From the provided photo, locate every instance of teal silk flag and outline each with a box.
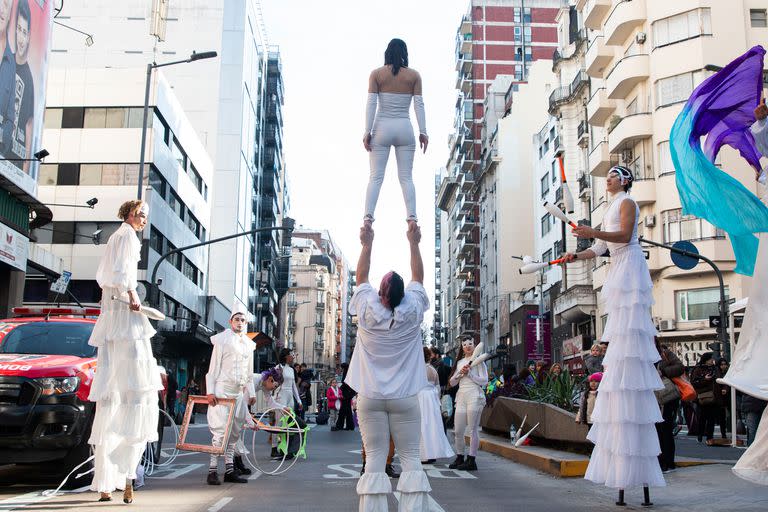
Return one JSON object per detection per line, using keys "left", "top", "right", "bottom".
{"left": 670, "top": 45, "right": 768, "bottom": 276}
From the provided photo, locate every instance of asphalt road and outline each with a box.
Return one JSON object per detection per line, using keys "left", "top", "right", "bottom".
{"left": 0, "top": 420, "right": 766, "bottom": 512}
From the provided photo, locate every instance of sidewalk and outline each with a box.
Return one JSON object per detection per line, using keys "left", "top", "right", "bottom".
{"left": 471, "top": 429, "right": 746, "bottom": 478}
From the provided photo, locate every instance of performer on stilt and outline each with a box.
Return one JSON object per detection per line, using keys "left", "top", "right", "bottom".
{"left": 205, "top": 303, "right": 256, "bottom": 485}
{"left": 564, "top": 165, "right": 665, "bottom": 505}
{"left": 272, "top": 348, "right": 301, "bottom": 459}
{"left": 418, "top": 347, "right": 454, "bottom": 464}
{"left": 88, "top": 200, "right": 163, "bottom": 504}
{"left": 447, "top": 337, "right": 488, "bottom": 471}
{"left": 347, "top": 223, "right": 432, "bottom": 511}
{"left": 363, "top": 38, "right": 428, "bottom": 228}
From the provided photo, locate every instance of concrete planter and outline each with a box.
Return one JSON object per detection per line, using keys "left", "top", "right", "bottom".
{"left": 481, "top": 397, "right": 590, "bottom": 445}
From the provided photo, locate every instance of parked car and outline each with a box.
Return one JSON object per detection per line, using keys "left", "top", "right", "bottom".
{"left": 0, "top": 306, "right": 167, "bottom": 488}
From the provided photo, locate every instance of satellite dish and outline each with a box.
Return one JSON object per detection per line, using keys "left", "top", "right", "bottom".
{"left": 671, "top": 240, "right": 699, "bottom": 270}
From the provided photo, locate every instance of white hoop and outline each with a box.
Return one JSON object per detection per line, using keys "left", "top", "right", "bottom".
{"left": 243, "top": 407, "right": 305, "bottom": 475}
{"left": 142, "top": 408, "right": 181, "bottom": 476}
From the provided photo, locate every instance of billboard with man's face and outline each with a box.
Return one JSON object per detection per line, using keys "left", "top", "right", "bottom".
{"left": 0, "top": 0, "right": 53, "bottom": 199}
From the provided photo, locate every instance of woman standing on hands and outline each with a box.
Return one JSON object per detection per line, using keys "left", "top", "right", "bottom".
{"left": 87, "top": 200, "right": 163, "bottom": 504}
{"left": 563, "top": 165, "right": 665, "bottom": 504}
{"left": 363, "top": 38, "right": 428, "bottom": 228}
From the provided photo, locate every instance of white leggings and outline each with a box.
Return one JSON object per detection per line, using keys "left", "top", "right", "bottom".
{"left": 365, "top": 118, "right": 417, "bottom": 223}
{"left": 454, "top": 396, "right": 484, "bottom": 457}
{"left": 357, "top": 395, "right": 431, "bottom": 512}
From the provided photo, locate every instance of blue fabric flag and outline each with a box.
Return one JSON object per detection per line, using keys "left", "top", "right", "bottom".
{"left": 670, "top": 45, "right": 768, "bottom": 276}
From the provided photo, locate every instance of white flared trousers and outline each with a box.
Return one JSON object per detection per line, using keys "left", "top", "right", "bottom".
{"left": 454, "top": 392, "right": 484, "bottom": 457}
{"left": 365, "top": 118, "right": 417, "bottom": 222}
{"left": 357, "top": 395, "right": 431, "bottom": 512}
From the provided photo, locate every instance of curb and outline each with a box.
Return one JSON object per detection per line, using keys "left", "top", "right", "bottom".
{"left": 469, "top": 434, "right": 731, "bottom": 478}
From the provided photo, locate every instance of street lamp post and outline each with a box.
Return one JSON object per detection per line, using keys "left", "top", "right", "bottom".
{"left": 148, "top": 226, "right": 291, "bottom": 309}
{"left": 137, "top": 51, "right": 218, "bottom": 200}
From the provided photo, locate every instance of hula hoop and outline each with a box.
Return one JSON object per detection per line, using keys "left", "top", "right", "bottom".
{"left": 243, "top": 407, "right": 307, "bottom": 475}
{"left": 142, "top": 408, "right": 181, "bottom": 476}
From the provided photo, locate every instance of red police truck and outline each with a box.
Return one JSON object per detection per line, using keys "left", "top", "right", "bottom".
{"left": 0, "top": 306, "right": 166, "bottom": 487}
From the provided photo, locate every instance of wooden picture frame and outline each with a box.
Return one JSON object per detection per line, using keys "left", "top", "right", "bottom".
{"left": 176, "top": 395, "right": 236, "bottom": 454}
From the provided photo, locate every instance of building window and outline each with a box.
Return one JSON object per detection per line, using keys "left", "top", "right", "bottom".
{"left": 57, "top": 163, "right": 79, "bottom": 185}
{"left": 652, "top": 8, "right": 712, "bottom": 48}
{"left": 38, "top": 164, "right": 57, "bottom": 185}
{"left": 61, "top": 107, "right": 84, "bottom": 128}
{"left": 540, "top": 173, "right": 549, "bottom": 197}
{"left": 551, "top": 160, "right": 557, "bottom": 183}
{"left": 553, "top": 240, "right": 562, "bottom": 257}
{"left": 524, "top": 26, "right": 532, "bottom": 44}
{"left": 750, "top": 9, "right": 767, "bottom": 28}
{"left": 172, "top": 137, "right": 187, "bottom": 171}
{"left": 676, "top": 287, "right": 728, "bottom": 322}
{"left": 542, "top": 249, "right": 553, "bottom": 267}
{"left": 317, "top": 290, "right": 324, "bottom": 304}
{"left": 662, "top": 208, "right": 725, "bottom": 243}
{"left": 658, "top": 141, "right": 674, "bottom": 176}
{"left": 656, "top": 71, "right": 706, "bottom": 108}
{"left": 514, "top": 26, "right": 522, "bottom": 43}
{"left": 44, "top": 108, "right": 63, "bottom": 129}
{"left": 541, "top": 213, "right": 551, "bottom": 236}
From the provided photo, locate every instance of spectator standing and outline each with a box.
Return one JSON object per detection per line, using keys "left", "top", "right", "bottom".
{"left": 717, "top": 358, "right": 731, "bottom": 438}
{"left": 655, "top": 341, "right": 684, "bottom": 472}
{"left": 430, "top": 347, "right": 450, "bottom": 392}
{"left": 336, "top": 363, "right": 356, "bottom": 431}
{"left": 691, "top": 352, "right": 721, "bottom": 444}
{"left": 583, "top": 344, "right": 604, "bottom": 375}
{"left": 327, "top": 379, "right": 342, "bottom": 430}
{"left": 576, "top": 373, "right": 602, "bottom": 426}
{"left": 741, "top": 393, "right": 767, "bottom": 447}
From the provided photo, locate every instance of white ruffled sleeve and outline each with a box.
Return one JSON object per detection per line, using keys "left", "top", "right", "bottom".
{"left": 589, "top": 238, "right": 608, "bottom": 257}
{"left": 96, "top": 226, "right": 139, "bottom": 293}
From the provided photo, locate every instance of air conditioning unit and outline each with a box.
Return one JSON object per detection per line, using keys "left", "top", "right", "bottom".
{"left": 659, "top": 318, "right": 676, "bottom": 331}
{"left": 621, "top": 149, "right": 633, "bottom": 163}
{"left": 636, "top": 32, "right": 647, "bottom": 44}
{"left": 644, "top": 214, "right": 656, "bottom": 228}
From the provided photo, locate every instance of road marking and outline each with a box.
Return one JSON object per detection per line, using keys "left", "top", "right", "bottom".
{"left": 150, "top": 463, "right": 204, "bottom": 479}
{"left": 0, "top": 485, "right": 91, "bottom": 511}
{"left": 208, "top": 497, "right": 233, "bottom": 512}
{"left": 323, "top": 463, "right": 362, "bottom": 479}
{"left": 393, "top": 492, "right": 446, "bottom": 512}
{"left": 248, "top": 470, "right": 262, "bottom": 480}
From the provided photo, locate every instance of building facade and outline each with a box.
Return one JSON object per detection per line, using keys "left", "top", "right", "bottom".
{"left": 436, "top": 0, "right": 561, "bottom": 359}
{"left": 33, "top": 68, "right": 227, "bottom": 386}
{"left": 45, "top": 1, "right": 290, "bottom": 352}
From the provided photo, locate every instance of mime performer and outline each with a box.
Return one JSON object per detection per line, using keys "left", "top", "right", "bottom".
{"left": 205, "top": 303, "right": 255, "bottom": 485}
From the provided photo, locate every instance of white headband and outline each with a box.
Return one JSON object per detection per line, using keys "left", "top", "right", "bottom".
{"left": 608, "top": 165, "right": 633, "bottom": 186}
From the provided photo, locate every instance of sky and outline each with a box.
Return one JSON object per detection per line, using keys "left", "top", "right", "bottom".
{"left": 262, "top": 0, "right": 470, "bottom": 316}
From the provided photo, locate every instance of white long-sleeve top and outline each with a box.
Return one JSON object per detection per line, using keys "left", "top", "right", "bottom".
{"left": 251, "top": 373, "right": 287, "bottom": 410}
{"left": 95, "top": 222, "right": 140, "bottom": 293}
{"left": 275, "top": 363, "right": 301, "bottom": 406}
{"left": 449, "top": 357, "right": 489, "bottom": 396}
{"left": 205, "top": 329, "right": 256, "bottom": 397}
{"left": 751, "top": 118, "right": 768, "bottom": 184}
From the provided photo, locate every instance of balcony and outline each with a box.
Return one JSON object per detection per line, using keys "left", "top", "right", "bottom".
{"left": 578, "top": 173, "right": 591, "bottom": 198}
{"left": 460, "top": 170, "right": 475, "bottom": 192}
{"left": 553, "top": 285, "right": 596, "bottom": 322}
{"left": 461, "top": 129, "right": 473, "bottom": 152}
{"left": 552, "top": 29, "right": 588, "bottom": 70}
{"left": 607, "top": 112, "right": 652, "bottom": 153}
{"left": 483, "top": 148, "right": 500, "bottom": 172}
{"left": 437, "top": 176, "right": 459, "bottom": 212}
{"left": 316, "top": 301, "right": 326, "bottom": 309}
{"left": 585, "top": 36, "right": 612, "bottom": 78}
{"left": 315, "top": 320, "right": 325, "bottom": 328}
{"left": 632, "top": 178, "right": 656, "bottom": 206}
{"left": 460, "top": 33, "right": 472, "bottom": 55}
{"left": 455, "top": 52, "right": 472, "bottom": 73}
{"left": 587, "top": 88, "right": 616, "bottom": 126}
{"left": 460, "top": 214, "right": 477, "bottom": 233}
{"left": 577, "top": 120, "right": 590, "bottom": 147}
{"left": 461, "top": 156, "right": 474, "bottom": 172}
{"left": 584, "top": 0, "right": 611, "bottom": 30}
{"left": 604, "top": 0, "right": 647, "bottom": 46}
{"left": 589, "top": 140, "right": 611, "bottom": 177}
{"left": 548, "top": 70, "right": 589, "bottom": 115}
{"left": 606, "top": 54, "right": 649, "bottom": 100}
{"left": 553, "top": 135, "right": 563, "bottom": 156}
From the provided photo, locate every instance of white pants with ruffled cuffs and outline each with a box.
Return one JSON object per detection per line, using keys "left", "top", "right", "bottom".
{"left": 357, "top": 395, "right": 431, "bottom": 512}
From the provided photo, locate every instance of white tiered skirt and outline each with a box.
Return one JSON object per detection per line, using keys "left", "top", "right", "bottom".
{"left": 584, "top": 245, "right": 666, "bottom": 489}
{"left": 417, "top": 386, "right": 455, "bottom": 461}
{"left": 87, "top": 287, "right": 163, "bottom": 492}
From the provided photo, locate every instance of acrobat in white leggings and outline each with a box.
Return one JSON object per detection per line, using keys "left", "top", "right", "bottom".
{"left": 364, "top": 92, "right": 426, "bottom": 224}
{"left": 449, "top": 357, "right": 488, "bottom": 470}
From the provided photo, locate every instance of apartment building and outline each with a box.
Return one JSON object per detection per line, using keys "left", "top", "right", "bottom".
{"left": 32, "top": 69, "right": 226, "bottom": 386}
{"left": 47, "top": 1, "right": 291, "bottom": 349}
{"left": 436, "top": 0, "right": 561, "bottom": 356}
{"left": 283, "top": 229, "right": 353, "bottom": 379}
{"left": 578, "top": 0, "right": 766, "bottom": 365}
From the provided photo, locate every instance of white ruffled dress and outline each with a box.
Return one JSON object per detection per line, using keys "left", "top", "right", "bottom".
{"left": 418, "top": 364, "right": 455, "bottom": 461}
{"left": 584, "top": 193, "right": 665, "bottom": 489}
{"left": 87, "top": 223, "right": 163, "bottom": 492}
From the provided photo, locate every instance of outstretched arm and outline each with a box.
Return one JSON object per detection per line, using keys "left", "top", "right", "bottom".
{"left": 407, "top": 225, "right": 423, "bottom": 283}
{"left": 357, "top": 226, "right": 373, "bottom": 285}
